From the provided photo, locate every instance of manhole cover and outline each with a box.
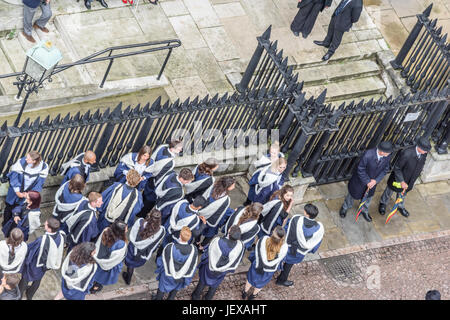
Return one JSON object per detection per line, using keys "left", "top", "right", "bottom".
{"left": 321, "top": 256, "right": 363, "bottom": 285}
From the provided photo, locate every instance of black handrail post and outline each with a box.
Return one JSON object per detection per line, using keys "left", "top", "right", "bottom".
{"left": 157, "top": 46, "right": 172, "bottom": 81}
{"left": 390, "top": 4, "right": 432, "bottom": 70}
{"left": 14, "top": 89, "right": 32, "bottom": 127}
{"left": 236, "top": 26, "right": 272, "bottom": 93}
{"left": 99, "top": 50, "right": 114, "bottom": 88}
{"left": 15, "top": 73, "right": 28, "bottom": 100}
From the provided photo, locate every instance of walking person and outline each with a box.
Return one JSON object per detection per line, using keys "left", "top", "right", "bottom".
{"left": 339, "top": 141, "right": 393, "bottom": 222}
{"left": 313, "top": 0, "right": 363, "bottom": 61}
{"left": 60, "top": 151, "right": 96, "bottom": 185}
{"left": 83, "top": 0, "right": 108, "bottom": 10}
{"left": 291, "top": 0, "right": 332, "bottom": 39}
{"left": 224, "top": 203, "right": 263, "bottom": 250}
{"left": 54, "top": 242, "right": 98, "bottom": 300}
{"left": 184, "top": 158, "right": 219, "bottom": 203}
{"left": 18, "top": 217, "right": 66, "bottom": 300}
{"left": 191, "top": 225, "right": 245, "bottom": 300}
{"left": 2, "top": 151, "right": 48, "bottom": 229}
{"left": 242, "top": 226, "right": 288, "bottom": 300}
{"left": 153, "top": 226, "right": 198, "bottom": 300}
{"left": 276, "top": 203, "right": 324, "bottom": 287}
{"left": 378, "top": 136, "right": 431, "bottom": 218}
{"left": 90, "top": 220, "right": 128, "bottom": 294}
{"left": 0, "top": 228, "right": 27, "bottom": 275}
{"left": 21, "top": 0, "right": 52, "bottom": 43}
{"left": 122, "top": 209, "right": 165, "bottom": 285}
{"left": 114, "top": 146, "right": 154, "bottom": 192}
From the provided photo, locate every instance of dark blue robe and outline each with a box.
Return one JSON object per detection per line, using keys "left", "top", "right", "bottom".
{"left": 55, "top": 182, "right": 85, "bottom": 234}
{"left": 67, "top": 201, "right": 99, "bottom": 251}
{"left": 113, "top": 153, "right": 154, "bottom": 191}
{"left": 61, "top": 262, "right": 96, "bottom": 300}
{"left": 154, "top": 172, "right": 184, "bottom": 226}
{"left": 2, "top": 204, "right": 39, "bottom": 241}
{"left": 93, "top": 240, "right": 126, "bottom": 285}
{"left": 348, "top": 148, "right": 391, "bottom": 200}
{"left": 185, "top": 167, "right": 213, "bottom": 202}
{"left": 97, "top": 182, "right": 143, "bottom": 231}
{"left": 247, "top": 169, "right": 285, "bottom": 204}
{"left": 143, "top": 146, "right": 173, "bottom": 203}
{"left": 202, "top": 195, "right": 234, "bottom": 238}
{"left": 246, "top": 250, "right": 282, "bottom": 289}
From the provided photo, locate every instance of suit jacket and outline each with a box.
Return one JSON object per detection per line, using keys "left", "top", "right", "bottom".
{"left": 348, "top": 148, "right": 391, "bottom": 200}
{"left": 298, "top": 0, "right": 332, "bottom": 12}
{"left": 332, "top": 0, "right": 363, "bottom": 32}
{"left": 387, "top": 146, "right": 427, "bottom": 194}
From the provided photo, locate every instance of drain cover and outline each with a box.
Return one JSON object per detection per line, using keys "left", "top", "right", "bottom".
{"left": 321, "top": 256, "right": 363, "bottom": 285}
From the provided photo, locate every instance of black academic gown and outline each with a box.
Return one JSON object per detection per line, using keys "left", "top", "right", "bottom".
{"left": 291, "top": 0, "right": 332, "bottom": 37}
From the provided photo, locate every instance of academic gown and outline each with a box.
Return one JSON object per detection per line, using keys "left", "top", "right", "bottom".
{"left": 184, "top": 167, "right": 214, "bottom": 203}
{"left": 247, "top": 169, "right": 285, "bottom": 205}
{"left": 61, "top": 165, "right": 91, "bottom": 185}
{"left": 2, "top": 203, "right": 39, "bottom": 241}
{"left": 283, "top": 216, "right": 322, "bottom": 264}
{"left": 113, "top": 153, "right": 154, "bottom": 191}
{"left": 163, "top": 201, "right": 202, "bottom": 241}
{"left": 155, "top": 242, "right": 197, "bottom": 292}
{"left": 20, "top": 232, "right": 64, "bottom": 282}
{"left": 54, "top": 183, "right": 85, "bottom": 234}
{"left": 155, "top": 173, "right": 184, "bottom": 225}
{"left": 93, "top": 240, "right": 126, "bottom": 285}
{"left": 61, "top": 262, "right": 96, "bottom": 300}
{"left": 202, "top": 195, "right": 234, "bottom": 238}
{"left": 143, "top": 146, "right": 174, "bottom": 203}
{"left": 67, "top": 200, "right": 100, "bottom": 251}
{"left": 97, "top": 182, "right": 143, "bottom": 231}
{"left": 5, "top": 158, "right": 47, "bottom": 206}
{"left": 257, "top": 198, "right": 288, "bottom": 238}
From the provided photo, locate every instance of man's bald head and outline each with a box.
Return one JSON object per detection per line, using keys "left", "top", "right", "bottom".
{"left": 84, "top": 151, "right": 96, "bottom": 164}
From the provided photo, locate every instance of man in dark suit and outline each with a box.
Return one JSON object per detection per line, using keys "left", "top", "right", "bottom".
{"left": 290, "top": 0, "right": 332, "bottom": 39}
{"left": 378, "top": 136, "right": 431, "bottom": 218}
{"left": 313, "top": 0, "right": 363, "bottom": 61}
{"left": 340, "top": 141, "right": 393, "bottom": 222}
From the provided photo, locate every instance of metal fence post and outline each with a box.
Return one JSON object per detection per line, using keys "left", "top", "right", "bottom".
{"left": 94, "top": 103, "right": 122, "bottom": 168}
{"left": 435, "top": 118, "right": 449, "bottom": 154}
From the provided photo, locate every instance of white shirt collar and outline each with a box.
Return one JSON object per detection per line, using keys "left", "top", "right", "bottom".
{"left": 376, "top": 150, "right": 383, "bottom": 161}
{"left": 415, "top": 147, "right": 422, "bottom": 158}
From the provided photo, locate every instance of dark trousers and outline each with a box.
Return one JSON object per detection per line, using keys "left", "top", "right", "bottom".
{"left": 154, "top": 288, "right": 178, "bottom": 300}
{"left": 277, "top": 262, "right": 294, "bottom": 282}
{"left": 290, "top": 2, "right": 323, "bottom": 37}
{"left": 323, "top": 15, "right": 345, "bottom": 55}
{"left": 191, "top": 280, "right": 218, "bottom": 300}
{"left": 18, "top": 276, "right": 42, "bottom": 300}
{"left": 123, "top": 266, "right": 134, "bottom": 284}
{"left": 2, "top": 202, "right": 14, "bottom": 227}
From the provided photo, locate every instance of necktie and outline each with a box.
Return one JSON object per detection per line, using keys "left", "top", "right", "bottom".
{"left": 335, "top": 0, "right": 351, "bottom": 16}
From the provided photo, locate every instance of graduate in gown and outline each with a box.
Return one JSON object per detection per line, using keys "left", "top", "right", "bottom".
{"left": 250, "top": 141, "right": 285, "bottom": 175}
{"left": 122, "top": 208, "right": 165, "bottom": 285}
{"left": 246, "top": 158, "right": 287, "bottom": 206}
{"left": 2, "top": 151, "right": 48, "bottom": 229}
{"left": 153, "top": 226, "right": 198, "bottom": 300}
{"left": 290, "top": 0, "right": 332, "bottom": 38}
{"left": 52, "top": 174, "right": 86, "bottom": 234}
{"left": 60, "top": 150, "right": 96, "bottom": 185}
{"left": 184, "top": 158, "right": 218, "bottom": 203}
{"left": 224, "top": 203, "right": 263, "bottom": 250}
{"left": 114, "top": 145, "right": 153, "bottom": 192}
{"left": 141, "top": 140, "right": 183, "bottom": 216}
{"left": 258, "top": 185, "right": 294, "bottom": 238}
{"left": 154, "top": 168, "right": 194, "bottom": 226}
{"left": 18, "top": 217, "right": 66, "bottom": 300}
{"left": 2, "top": 191, "right": 41, "bottom": 241}
{"left": 243, "top": 226, "right": 288, "bottom": 300}
{"left": 0, "top": 228, "right": 27, "bottom": 275}
{"left": 97, "top": 169, "right": 143, "bottom": 231}
{"left": 276, "top": 204, "right": 324, "bottom": 287}
{"left": 191, "top": 225, "right": 245, "bottom": 300}
{"left": 196, "top": 177, "right": 236, "bottom": 250}
{"left": 54, "top": 242, "right": 98, "bottom": 300}
{"left": 65, "top": 192, "right": 102, "bottom": 251}
{"left": 90, "top": 220, "right": 128, "bottom": 294}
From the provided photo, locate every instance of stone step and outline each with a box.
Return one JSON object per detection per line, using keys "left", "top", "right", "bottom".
{"left": 303, "top": 76, "right": 387, "bottom": 103}
{"left": 296, "top": 59, "right": 381, "bottom": 87}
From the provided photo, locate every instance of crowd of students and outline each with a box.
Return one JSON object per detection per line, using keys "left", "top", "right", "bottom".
{"left": 0, "top": 140, "right": 324, "bottom": 300}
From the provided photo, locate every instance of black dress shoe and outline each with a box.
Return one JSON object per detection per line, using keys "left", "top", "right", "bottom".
{"left": 398, "top": 207, "right": 409, "bottom": 217}
{"left": 98, "top": 0, "right": 108, "bottom": 8}
{"left": 84, "top": 0, "right": 91, "bottom": 9}
{"left": 276, "top": 280, "right": 294, "bottom": 287}
{"left": 292, "top": 30, "right": 299, "bottom": 37}
{"left": 122, "top": 272, "right": 131, "bottom": 285}
{"left": 322, "top": 52, "right": 333, "bottom": 61}
{"left": 378, "top": 203, "right": 386, "bottom": 215}
{"left": 302, "top": 32, "right": 308, "bottom": 39}
{"left": 313, "top": 40, "right": 329, "bottom": 48}
{"left": 339, "top": 207, "right": 347, "bottom": 218}
{"left": 361, "top": 211, "right": 372, "bottom": 222}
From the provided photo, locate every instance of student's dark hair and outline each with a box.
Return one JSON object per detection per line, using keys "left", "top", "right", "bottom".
{"left": 270, "top": 185, "right": 294, "bottom": 211}
{"left": 197, "top": 158, "right": 218, "bottom": 176}
{"left": 27, "top": 150, "right": 42, "bottom": 168}
{"left": 211, "top": 176, "right": 235, "bottom": 200}
{"left": 102, "top": 220, "right": 127, "bottom": 247}
{"left": 139, "top": 208, "right": 162, "bottom": 240}
{"left": 4, "top": 273, "right": 20, "bottom": 288}
{"left": 304, "top": 203, "right": 319, "bottom": 219}
{"left": 425, "top": 290, "right": 441, "bottom": 300}
{"left": 68, "top": 174, "right": 85, "bottom": 194}
{"left": 46, "top": 217, "right": 60, "bottom": 233}
{"left": 7, "top": 228, "right": 24, "bottom": 257}
{"left": 192, "top": 196, "right": 208, "bottom": 208}
{"left": 69, "top": 242, "right": 96, "bottom": 266}
{"left": 228, "top": 225, "right": 241, "bottom": 241}
{"left": 27, "top": 191, "right": 41, "bottom": 210}
{"left": 169, "top": 139, "right": 183, "bottom": 149}
{"left": 238, "top": 202, "right": 263, "bottom": 226}
{"left": 137, "top": 145, "right": 152, "bottom": 166}
{"left": 179, "top": 168, "right": 194, "bottom": 181}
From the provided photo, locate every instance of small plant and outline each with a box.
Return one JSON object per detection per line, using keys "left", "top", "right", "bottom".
{"left": 7, "top": 27, "right": 16, "bottom": 40}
